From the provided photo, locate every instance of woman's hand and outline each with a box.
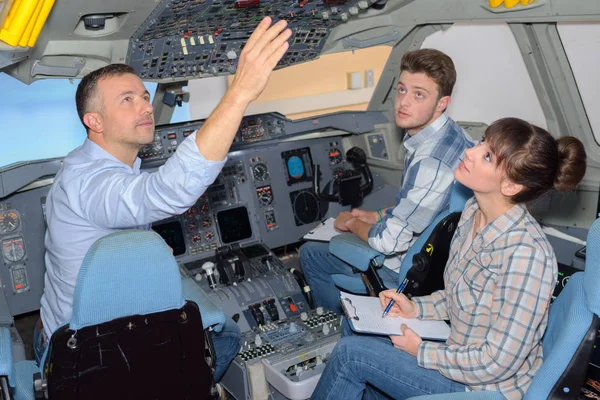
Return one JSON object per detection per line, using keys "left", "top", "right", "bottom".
{"left": 390, "top": 325, "right": 422, "bottom": 356}
{"left": 379, "top": 290, "right": 418, "bottom": 318}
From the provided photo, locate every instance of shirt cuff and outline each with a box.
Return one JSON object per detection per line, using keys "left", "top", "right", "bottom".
{"left": 412, "top": 297, "right": 427, "bottom": 319}
{"left": 417, "top": 340, "right": 443, "bottom": 370}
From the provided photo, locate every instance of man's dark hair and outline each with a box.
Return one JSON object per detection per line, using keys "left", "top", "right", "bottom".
{"left": 75, "top": 64, "right": 137, "bottom": 131}
{"left": 400, "top": 49, "right": 457, "bottom": 98}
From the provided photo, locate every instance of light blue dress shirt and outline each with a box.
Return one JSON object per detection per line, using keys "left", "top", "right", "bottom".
{"left": 40, "top": 132, "right": 226, "bottom": 336}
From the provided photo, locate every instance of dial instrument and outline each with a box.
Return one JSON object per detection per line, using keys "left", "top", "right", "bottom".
{"left": 292, "top": 190, "right": 320, "bottom": 225}
{"left": 252, "top": 163, "right": 269, "bottom": 182}
{"left": 257, "top": 186, "right": 274, "bottom": 206}
{"left": 0, "top": 212, "right": 19, "bottom": 234}
{"left": 204, "top": 231, "right": 215, "bottom": 243}
{"left": 2, "top": 237, "right": 25, "bottom": 262}
{"left": 186, "top": 221, "right": 199, "bottom": 233}
{"left": 197, "top": 196, "right": 210, "bottom": 214}
{"left": 201, "top": 216, "right": 212, "bottom": 228}
{"left": 328, "top": 148, "right": 343, "bottom": 165}
{"left": 184, "top": 206, "right": 197, "bottom": 218}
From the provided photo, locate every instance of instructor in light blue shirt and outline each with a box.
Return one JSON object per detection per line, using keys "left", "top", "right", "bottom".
{"left": 37, "top": 16, "right": 292, "bottom": 381}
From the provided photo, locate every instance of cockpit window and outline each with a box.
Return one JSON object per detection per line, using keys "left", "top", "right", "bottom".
{"left": 0, "top": 74, "right": 189, "bottom": 168}
{"left": 558, "top": 22, "right": 600, "bottom": 145}
{"left": 420, "top": 23, "right": 547, "bottom": 131}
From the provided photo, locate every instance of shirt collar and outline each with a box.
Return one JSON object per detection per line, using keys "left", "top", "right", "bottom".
{"left": 403, "top": 113, "right": 449, "bottom": 153}
{"left": 82, "top": 139, "right": 142, "bottom": 172}
{"left": 457, "top": 198, "right": 527, "bottom": 248}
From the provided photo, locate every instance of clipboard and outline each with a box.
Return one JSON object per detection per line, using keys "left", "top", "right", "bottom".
{"left": 302, "top": 218, "right": 340, "bottom": 242}
{"left": 340, "top": 291, "right": 450, "bottom": 341}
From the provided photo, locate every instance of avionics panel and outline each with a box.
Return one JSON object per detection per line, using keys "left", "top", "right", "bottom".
{"left": 149, "top": 136, "right": 348, "bottom": 259}
{"left": 127, "top": 0, "right": 379, "bottom": 81}
{"left": 139, "top": 111, "right": 387, "bottom": 167}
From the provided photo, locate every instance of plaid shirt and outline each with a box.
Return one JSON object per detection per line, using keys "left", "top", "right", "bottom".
{"left": 368, "top": 114, "right": 473, "bottom": 271}
{"left": 413, "top": 197, "right": 556, "bottom": 400}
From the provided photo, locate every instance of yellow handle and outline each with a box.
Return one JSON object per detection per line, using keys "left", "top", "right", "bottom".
{"left": 27, "top": 0, "right": 54, "bottom": 46}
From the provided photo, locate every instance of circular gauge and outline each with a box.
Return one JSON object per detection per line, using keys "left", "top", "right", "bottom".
{"left": 257, "top": 186, "right": 273, "bottom": 206}
{"left": 3, "top": 238, "right": 24, "bottom": 262}
{"left": 292, "top": 191, "right": 320, "bottom": 225}
{"left": 201, "top": 216, "right": 212, "bottom": 228}
{"left": 191, "top": 235, "right": 201, "bottom": 244}
{"left": 184, "top": 206, "right": 197, "bottom": 218}
{"left": 204, "top": 231, "right": 215, "bottom": 243}
{"left": 198, "top": 198, "right": 210, "bottom": 214}
{"left": 252, "top": 163, "right": 269, "bottom": 181}
{"left": 0, "top": 212, "right": 20, "bottom": 234}
{"left": 328, "top": 148, "right": 343, "bottom": 165}
{"left": 186, "top": 221, "right": 199, "bottom": 233}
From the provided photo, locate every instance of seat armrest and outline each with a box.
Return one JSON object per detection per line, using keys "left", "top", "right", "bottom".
{"left": 329, "top": 234, "right": 384, "bottom": 272}
{"left": 0, "top": 327, "right": 14, "bottom": 387}
{"left": 181, "top": 276, "right": 226, "bottom": 332}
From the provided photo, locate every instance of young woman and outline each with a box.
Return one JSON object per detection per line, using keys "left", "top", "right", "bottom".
{"left": 311, "top": 118, "right": 587, "bottom": 400}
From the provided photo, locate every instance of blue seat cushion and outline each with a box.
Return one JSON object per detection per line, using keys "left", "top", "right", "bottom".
{"left": 13, "top": 361, "right": 38, "bottom": 400}
{"left": 70, "top": 230, "right": 185, "bottom": 330}
{"left": 584, "top": 219, "right": 600, "bottom": 315}
{"left": 525, "top": 272, "right": 592, "bottom": 399}
{"left": 330, "top": 233, "right": 384, "bottom": 272}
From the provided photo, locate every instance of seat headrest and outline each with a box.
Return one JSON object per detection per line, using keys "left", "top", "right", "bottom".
{"left": 584, "top": 218, "right": 600, "bottom": 315}
{"left": 449, "top": 181, "right": 473, "bottom": 213}
{"left": 70, "top": 230, "right": 185, "bottom": 330}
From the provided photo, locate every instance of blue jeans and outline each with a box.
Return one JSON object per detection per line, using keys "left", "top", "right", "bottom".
{"left": 311, "top": 320, "right": 466, "bottom": 400}
{"left": 300, "top": 241, "right": 399, "bottom": 314}
{"left": 34, "top": 317, "right": 241, "bottom": 382}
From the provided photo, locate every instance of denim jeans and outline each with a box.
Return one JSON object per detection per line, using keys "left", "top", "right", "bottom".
{"left": 34, "top": 317, "right": 241, "bottom": 382}
{"left": 300, "top": 241, "right": 400, "bottom": 314}
{"left": 311, "top": 319, "right": 466, "bottom": 399}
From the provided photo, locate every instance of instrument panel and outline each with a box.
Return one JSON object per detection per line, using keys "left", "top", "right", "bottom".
{"left": 127, "top": 0, "right": 379, "bottom": 81}
{"left": 150, "top": 136, "right": 347, "bottom": 259}
{"left": 0, "top": 206, "right": 30, "bottom": 296}
{"left": 139, "top": 110, "right": 387, "bottom": 167}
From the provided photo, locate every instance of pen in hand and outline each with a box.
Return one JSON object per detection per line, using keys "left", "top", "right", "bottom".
{"left": 382, "top": 278, "right": 409, "bottom": 318}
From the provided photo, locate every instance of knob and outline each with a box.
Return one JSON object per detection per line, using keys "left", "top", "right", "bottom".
{"left": 300, "top": 312, "right": 308, "bottom": 321}
{"left": 194, "top": 273, "right": 202, "bottom": 281}
{"left": 289, "top": 322, "right": 298, "bottom": 333}
{"left": 316, "top": 307, "right": 324, "bottom": 315}
{"left": 254, "top": 334, "right": 262, "bottom": 347}
{"left": 322, "top": 324, "right": 330, "bottom": 335}
{"left": 202, "top": 262, "right": 217, "bottom": 289}
{"left": 201, "top": 261, "right": 215, "bottom": 274}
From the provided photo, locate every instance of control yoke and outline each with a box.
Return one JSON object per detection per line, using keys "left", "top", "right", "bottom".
{"left": 313, "top": 147, "right": 373, "bottom": 207}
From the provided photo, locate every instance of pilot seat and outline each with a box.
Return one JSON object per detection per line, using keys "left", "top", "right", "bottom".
{"left": 0, "top": 229, "right": 225, "bottom": 400}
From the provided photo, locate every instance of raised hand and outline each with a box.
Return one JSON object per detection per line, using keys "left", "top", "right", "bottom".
{"left": 229, "top": 17, "right": 292, "bottom": 104}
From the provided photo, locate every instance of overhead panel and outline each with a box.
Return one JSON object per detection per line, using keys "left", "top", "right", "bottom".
{"left": 126, "top": 0, "right": 378, "bottom": 81}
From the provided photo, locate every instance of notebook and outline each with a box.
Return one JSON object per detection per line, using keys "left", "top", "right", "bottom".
{"left": 302, "top": 218, "right": 341, "bottom": 242}
{"left": 340, "top": 291, "right": 451, "bottom": 341}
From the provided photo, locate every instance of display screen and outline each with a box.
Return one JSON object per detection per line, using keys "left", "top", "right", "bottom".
{"left": 152, "top": 221, "right": 186, "bottom": 256}
{"left": 281, "top": 147, "right": 313, "bottom": 186}
{"left": 217, "top": 206, "right": 252, "bottom": 244}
